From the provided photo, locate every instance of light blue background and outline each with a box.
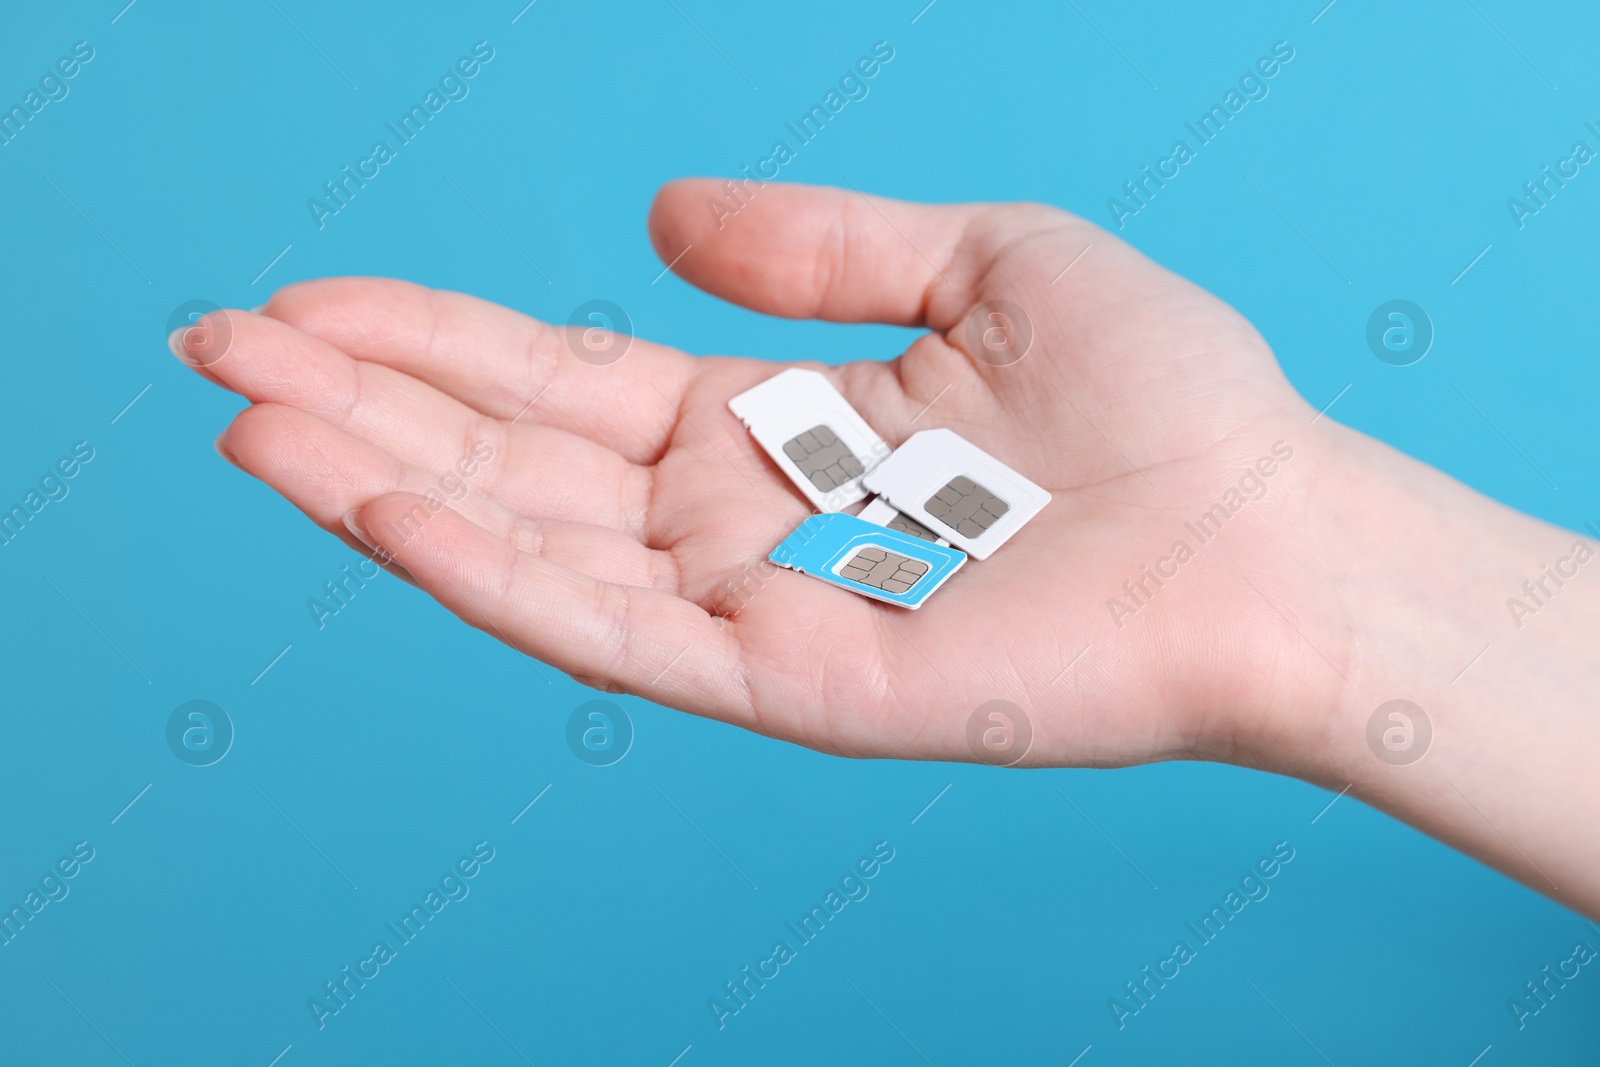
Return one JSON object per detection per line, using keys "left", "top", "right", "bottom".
{"left": 2, "top": 1, "right": 1596, "bottom": 1064}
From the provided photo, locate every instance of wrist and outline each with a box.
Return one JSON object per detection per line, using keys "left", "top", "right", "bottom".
{"left": 1239, "top": 421, "right": 1499, "bottom": 779}
{"left": 1237, "top": 420, "right": 1600, "bottom": 914}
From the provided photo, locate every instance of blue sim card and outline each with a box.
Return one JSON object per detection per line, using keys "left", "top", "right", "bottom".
{"left": 769, "top": 512, "right": 967, "bottom": 609}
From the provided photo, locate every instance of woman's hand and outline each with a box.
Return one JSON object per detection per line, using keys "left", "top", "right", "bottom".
{"left": 175, "top": 180, "right": 1600, "bottom": 916}
{"left": 176, "top": 180, "right": 1333, "bottom": 765}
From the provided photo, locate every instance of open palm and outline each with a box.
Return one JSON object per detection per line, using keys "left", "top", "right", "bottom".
{"left": 181, "top": 180, "right": 1335, "bottom": 768}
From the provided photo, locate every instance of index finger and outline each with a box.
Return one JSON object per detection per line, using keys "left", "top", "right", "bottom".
{"left": 262, "top": 277, "right": 696, "bottom": 465}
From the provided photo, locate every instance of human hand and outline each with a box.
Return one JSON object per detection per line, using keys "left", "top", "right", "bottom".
{"left": 174, "top": 180, "right": 1353, "bottom": 770}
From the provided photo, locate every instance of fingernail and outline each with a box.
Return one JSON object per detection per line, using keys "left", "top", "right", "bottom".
{"left": 167, "top": 326, "right": 188, "bottom": 360}
{"left": 249, "top": 304, "right": 266, "bottom": 314}
{"left": 343, "top": 508, "right": 377, "bottom": 551}
{"left": 213, "top": 432, "right": 239, "bottom": 466}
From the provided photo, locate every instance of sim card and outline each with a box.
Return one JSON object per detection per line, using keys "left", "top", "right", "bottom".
{"left": 728, "top": 368, "right": 889, "bottom": 511}
{"left": 769, "top": 512, "right": 966, "bottom": 609}
{"left": 857, "top": 496, "right": 949, "bottom": 546}
{"left": 861, "top": 428, "right": 1050, "bottom": 560}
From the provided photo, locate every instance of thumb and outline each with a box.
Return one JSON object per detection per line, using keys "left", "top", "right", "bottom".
{"left": 648, "top": 178, "right": 1042, "bottom": 330}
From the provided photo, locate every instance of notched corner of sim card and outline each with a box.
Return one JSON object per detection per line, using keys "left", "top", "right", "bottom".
{"left": 768, "top": 511, "right": 966, "bottom": 609}
{"left": 727, "top": 368, "right": 890, "bottom": 512}
{"left": 768, "top": 514, "right": 828, "bottom": 571}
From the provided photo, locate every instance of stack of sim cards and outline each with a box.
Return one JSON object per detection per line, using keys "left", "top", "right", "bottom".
{"left": 729, "top": 369, "right": 1050, "bottom": 609}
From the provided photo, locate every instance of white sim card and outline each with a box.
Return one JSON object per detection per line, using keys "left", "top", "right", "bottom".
{"left": 857, "top": 496, "right": 950, "bottom": 546}
{"left": 861, "top": 429, "right": 1050, "bottom": 560}
{"left": 728, "top": 368, "right": 889, "bottom": 511}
